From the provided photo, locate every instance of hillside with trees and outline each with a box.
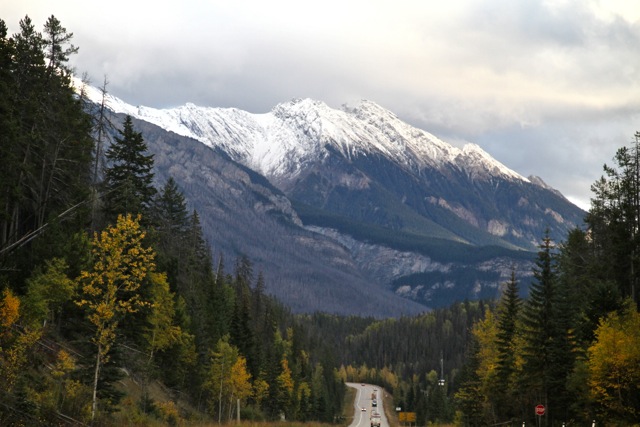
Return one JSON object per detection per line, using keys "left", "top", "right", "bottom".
{"left": 1, "top": 14, "right": 639, "bottom": 427}
{"left": 0, "top": 16, "right": 345, "bottom": 426}
{"left": 452, "top": 137, "right": 640, "bottom": 426}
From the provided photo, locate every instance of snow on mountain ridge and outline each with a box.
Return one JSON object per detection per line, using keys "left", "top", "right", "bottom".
{"left": 75, "top": 78, "right": 528, "bottom": 184}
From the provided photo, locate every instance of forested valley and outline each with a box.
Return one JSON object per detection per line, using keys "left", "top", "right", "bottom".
{"left": 1, "top": 15, "right": 639, "bottom": 427}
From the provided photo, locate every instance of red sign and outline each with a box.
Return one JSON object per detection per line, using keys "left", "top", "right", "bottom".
{"left": 535, "top": 405, "right": 545, "bottom": 416}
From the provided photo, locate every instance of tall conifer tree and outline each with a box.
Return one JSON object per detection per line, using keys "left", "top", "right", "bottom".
{"left": 520, "top": 231, "right": 559, "bottom": 424}
{"left": 102, "top": 115, "right": 155, "bottom": 224}
{"left": 0, "top": 16, "right": 92, "bottom": 287}
{"left": 493, "top": 270, "right": 521, "bottom": 420}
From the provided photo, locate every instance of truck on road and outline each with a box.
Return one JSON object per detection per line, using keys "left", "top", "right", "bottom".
{"left": 370, "top": 411, "right": 381, "bottom": 427}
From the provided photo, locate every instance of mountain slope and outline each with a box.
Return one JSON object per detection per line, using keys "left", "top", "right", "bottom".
{"left": 81, "top": 87, "right": 582, "bottom": 250}
{"left": 81, "top": 82, "right": 585, "bottom": 314}
{"left": 126, "top": 115, "right": 428, "bottom": 317}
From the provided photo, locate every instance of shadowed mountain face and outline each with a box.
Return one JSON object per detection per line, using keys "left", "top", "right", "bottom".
{"left": 96, "top": 92, "right": 585, "bottom": 316}
{"left": 129, "top": 117, "right": 429, "bottom": 317}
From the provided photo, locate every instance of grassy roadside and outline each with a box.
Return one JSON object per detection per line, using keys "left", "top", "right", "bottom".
{"left": 104, "top": 382, "right": 360, "bottom": 426}
{"left": 342, "top": 384, "right": 357, "bottom": 426}
{"left": 380, "top": 387, "right": 398, "bottom": 427}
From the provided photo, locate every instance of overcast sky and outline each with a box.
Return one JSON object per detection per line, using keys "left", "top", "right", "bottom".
{"left": 5, "top": 0, "right": 640, "bottom": 210}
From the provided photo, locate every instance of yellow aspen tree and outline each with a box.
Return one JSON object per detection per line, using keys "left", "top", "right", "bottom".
{"left": 144, "top": 271, "right": 181, "bottom": 363}
{"left": 0, "top": 288, "right": 20, "bottom": 334}
{"left": 296, "top": 381, "right": 311, "bottom": 420}
{"left": 0, "top": 289, "right": 42, "bottom": 393}
{"left": 51, "top": 348, "right": 82, "bottom": 412}
{"left": 228, "top": 355, "right": 252, "bottom": 420}
{"left": 473, "top": 309, "right": 499, "bottom": 391}
{"left": 276, "top": 356, "right": 295, "bottom": 418}
{"left": 253, "top": 375, "right": 270, "bottom": 407}
{"left": 75, "top": 213, "right": 155, "bottom": 421}
{"left": 204, "top": 335, "right": 239, "bottom": 420}
{"left": 357, "top": 364, "right": 370, "bottom": 382}
{"left": 588, "top": 300, "right": 640, "bottom": 421}
{"left": 469, "top": 308, "right": 500, "bottom": 423}
{"left": 380, "top": 366, "right": 399, "bottom": 390}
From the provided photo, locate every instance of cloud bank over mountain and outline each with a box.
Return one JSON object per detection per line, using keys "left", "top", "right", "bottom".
{"left": 6, "top": 0, "right": 640, "bottom": 209}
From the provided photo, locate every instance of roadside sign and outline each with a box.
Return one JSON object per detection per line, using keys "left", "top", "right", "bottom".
{"left": 535, "top": 405, "right": 545, "bottom": 416}
{"left": 399, "top": 412, "right": 416, "bottom": 422}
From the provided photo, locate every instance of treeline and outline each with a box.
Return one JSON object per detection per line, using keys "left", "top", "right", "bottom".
{"left": 323, "top": 135, "right": 640, "bottom": 427}
{"left": 455, "top": 135, "right": 640, "bottom": 426}
{"left": 299, "top": 302, "right": 488, "bottom": 425}
{"left": 0, "top": 15, "right": 344, "bottom": 426}
{"left": 293, "top": 201, "right": 534, "bottom": 264}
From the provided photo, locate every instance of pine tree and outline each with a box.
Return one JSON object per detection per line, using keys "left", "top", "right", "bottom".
{"left": 520, "top": 231, "right": 559, "bottom": 424}
{"left": 454, "top": 334, "right": 485, "bottom": 427}
{"left": 586, "top": 133, "right": 640, "bottom": 305}
{"left": 151, "top": 177, "right": 189, "bottom": 293}
{"left": 547, "top": 268, "right": 577, "bottom": 421}
{"left": 102, "top": 115, "right": 155, "bottom": 223}
{"left": 43, "top": 15, "right": 78, "bottom": 74}
{"left": 1, "top": 15, "right": 93, "bottom": 291}
{"left": 493, "top": 270, "right": 521, "bottom": 420}
{"left": 0, "top": 21, "right": 18, "bottom": 248}
{"left": 153, "top": 177, "right": 188, "bottom": 237}
{"left": 231, "top": 256, "right": 255, "bottom": 373}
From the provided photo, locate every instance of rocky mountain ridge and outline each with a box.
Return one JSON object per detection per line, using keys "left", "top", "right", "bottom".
{"left": 81, "top": 82, "right": 586, "bottom": 316}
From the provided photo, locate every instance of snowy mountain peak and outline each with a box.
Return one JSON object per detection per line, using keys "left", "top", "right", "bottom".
{"left": 342, "top": 99, "right": 398, "bottom": 121}
{"left": 461, "top": 143, "right": 529, "bottom": 182}
{"left": 75, "top": 78, "right": 530, "bottom": 185}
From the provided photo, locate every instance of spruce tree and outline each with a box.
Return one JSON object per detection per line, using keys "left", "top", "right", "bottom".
{"left": 454, "top": 335, "right": 486, "bottom": 427}
{"left": 230, "top": 256, "right": 256, "bottom": 374}
{"left": 586, "top": 133, "right": 640, "bottom": 306}
{"left": 152, "top": 177, "right": 189, "bottom": 292}
{"left": 102, "top": 115, "right": 155, "bottom": 224}
{"left": 1, "top": 16, "right": 93, "bottom": 289}
{"left": 154, "top": 177, "right": 188, "bottom": 236}
{"left": 546, "top": 269, "right": 577, "bottom": 421}
{"left": 494, "top": 270, "right": 521, "bottom": 420}
{"left": 0, "top": 19, "right": 18, "bottom": 251}
{"left": 520, "top": 231, "right": 558, "bottom": 424}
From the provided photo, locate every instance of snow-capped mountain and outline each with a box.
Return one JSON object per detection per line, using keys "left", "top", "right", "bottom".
{"left": 79, "top": 80, "right": 586, "bottom": 315}
{"left": 81, "top": 82, "right": 526, "bottom": 186}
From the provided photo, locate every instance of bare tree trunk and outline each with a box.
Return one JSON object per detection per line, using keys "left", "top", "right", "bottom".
{"left": 91, "top": 342, "right": 102, "bottom": 422}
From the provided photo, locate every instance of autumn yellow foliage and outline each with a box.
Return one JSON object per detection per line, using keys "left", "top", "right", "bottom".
{"left": 588, "top": 300, "right": 640, "bottom": 421}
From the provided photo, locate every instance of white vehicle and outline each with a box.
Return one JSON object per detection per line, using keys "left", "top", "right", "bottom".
{"left": 370, "top": 411, "right": 381, "bottom": 427}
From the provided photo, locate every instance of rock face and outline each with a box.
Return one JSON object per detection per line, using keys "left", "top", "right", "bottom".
{"left": 87, "top": 87, "right": 586, "bottom": 316}
{"left": 128, "top": 116, "right": 429, "bottom": 318}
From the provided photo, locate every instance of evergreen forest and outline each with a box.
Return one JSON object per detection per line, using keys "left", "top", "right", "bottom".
{"left": 1, "top": 15, "right": 639, "bottom": 427}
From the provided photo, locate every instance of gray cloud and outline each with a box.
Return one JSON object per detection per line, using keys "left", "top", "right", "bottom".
{"left": 5, "top": 0, "right": 640, "bottom": 210}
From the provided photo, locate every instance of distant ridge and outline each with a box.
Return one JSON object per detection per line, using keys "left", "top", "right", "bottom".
{"left": 79, "top": 80, "right": 585, "bottom": 315}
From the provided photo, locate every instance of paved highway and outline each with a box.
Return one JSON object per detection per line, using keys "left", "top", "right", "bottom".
{"left": 346, "top": 382, "right": 390, "bottom": 427}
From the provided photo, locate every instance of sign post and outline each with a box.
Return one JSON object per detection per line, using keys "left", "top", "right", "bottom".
{"left": 534, "top": 404, "right": 545, "bottom": 427}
